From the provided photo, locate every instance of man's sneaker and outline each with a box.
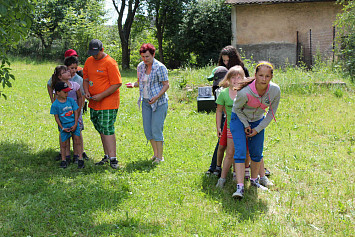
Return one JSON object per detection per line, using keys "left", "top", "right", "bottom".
{"left": 232, "top": 184, "right": 244, "bottom": 198}
{"left": 213, "top": 166, "right": 222, "bottom": 177}
{"left": 265, "top": 168, "right": 271, "bottom": 176}
{"left": 78, "top": 160, "right": 85, "bottom": 169}
{"left": 95, "top": 155, "right": 109, "bottom": 165}
{"left": 66, "top": 156, "right": 71, "bottom": 165}
{"left": 82, "top": 152, "right": 89, "bottom": 160}
{"left": 245, "top": 167, "right": 250, "bottom": 180}
{"left": 60, "top": 160, "right": 67, "bottom": 168}
{"left": 250, "top": 178, "right": 268, "bottom": 191}
{"left": 152, "top": 157, "right": 164, "bottom": 164}
{"left": 259, "top": 176, "right": 274, "bottom": 187}
{"left": 216, "top": 178, "right": 226, "bottom": 188}
{"left": 110, "top": 158, "right": 119, "bottom": 169}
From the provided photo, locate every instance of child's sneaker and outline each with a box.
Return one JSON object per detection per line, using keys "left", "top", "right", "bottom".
{"left": 216, "top": 178, "right": 226, "bottom": 188}
{"left": 232, "top": 184, "right": 244, "bottom": 198}
{"left": 60, "top": 160, "right": 67, "bottom": 168}
{"left": 213, "top": 166, "right": 222, "bottom": 177}
{"left": 110, "top": 158, "right": 119, "bottom": 169}
{"left": 259, "top": 176, "right": 274, "bottom": 187}
{"left": 82, "top": 152, "right": 89, "bottom": 160}
{"left": 265, "top": 168, "right": 271, "bottom": 176}
{"left": 206, "top": 168, "right": 214, "bottom": 175}
{"left": 78, "top": 159, "right": 85, "bottom": 169}
{"left": 250, "top": 178, "right": 268, "bottom": 191}
{"left": 73, "top": 156, "right": 79, "bottom": 164}
{"left": 244, "top": 167, "right": 250, "bottom": 180}
{"left": 95, "top": 155, "right": 109, "bottom": 165}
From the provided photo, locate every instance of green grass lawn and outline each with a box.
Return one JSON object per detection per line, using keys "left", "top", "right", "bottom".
{"left": 0, "top": 60, "right": 354, "bottom": 236}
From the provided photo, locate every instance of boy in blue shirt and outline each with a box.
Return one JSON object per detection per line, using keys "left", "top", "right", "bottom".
{"left": 50, "top": 81, "right": 84, "bottom": 168}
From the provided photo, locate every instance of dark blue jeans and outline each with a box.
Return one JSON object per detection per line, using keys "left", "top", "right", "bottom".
{"left": 208, "top": 113, "right": 226, "bottom": 171}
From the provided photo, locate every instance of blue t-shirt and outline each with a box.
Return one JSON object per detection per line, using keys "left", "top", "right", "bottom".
{"left": 50, "top": 97, "right": 79, "bottom": 125}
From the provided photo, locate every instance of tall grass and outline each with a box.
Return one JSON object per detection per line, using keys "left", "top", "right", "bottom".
{"left": 0, "top": 60, "right": 353, "bottom": 236}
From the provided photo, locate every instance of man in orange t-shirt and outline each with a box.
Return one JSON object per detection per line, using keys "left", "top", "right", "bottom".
{"left": 83, "top": 39, "right": 122, "bottom": 169}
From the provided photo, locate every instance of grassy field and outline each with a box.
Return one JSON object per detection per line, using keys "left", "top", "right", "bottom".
{"left": 0, "top": 59, "right": 354, "bottom": 236}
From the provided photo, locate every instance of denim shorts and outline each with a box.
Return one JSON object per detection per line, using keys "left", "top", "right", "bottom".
{"left": 142, "top": 99, "right": 168, "bottom": 141}
{"left": 230, "top": 112, "right": 264, "bottom": 163}
{"left": 60, "top": 122, "right": 81, "bottom": 142}
{"left": 90, "top": 108, "right": 118, "bottom": 135}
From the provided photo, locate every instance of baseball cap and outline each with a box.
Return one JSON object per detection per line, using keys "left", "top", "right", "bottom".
{"left": 207, "top": 66, "right": 228, "bottom": 81}
{"left": 55, "top": 81, "right": 72, "bottom": 92}
{"left": 88, "top": 39, "right": 103, "bottom": 56}
{"left": 64, "top": 49, "right": 78, "bottom": 58}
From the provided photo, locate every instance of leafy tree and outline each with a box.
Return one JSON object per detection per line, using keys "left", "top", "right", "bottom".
{"left": 335, "top": 0, "right": 355, "bottom": 81}
{"left": 0, "top": 0, "right": 33, "bottom": 99}
{"left": 112, "top": 0, "right": 141, "bottom": 69}
{"left": 145, "top": 0, "right": 194, "bottom": 65}
{"left": 30, "top": 0, "right": 105, "bottom": 58}
{"left": 178, "top": 0, "right": 231, "bottom": 67}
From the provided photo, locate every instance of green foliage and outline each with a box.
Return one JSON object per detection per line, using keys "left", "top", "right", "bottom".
{"left": 178, "top": 0, "right": 231, "bottom": 67}
{"left": 21, "top": 0, "right": 105, "bottom": 59}
{"left": 335, "top": 0, "right": 355, "bottom": 82}
{"left": 0, "top": 0, "right": 33, "bottom": 98}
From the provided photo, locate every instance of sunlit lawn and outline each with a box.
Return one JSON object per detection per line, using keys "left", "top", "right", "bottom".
{"left": 0, "top": 60, "right": 354, "bottom": 236}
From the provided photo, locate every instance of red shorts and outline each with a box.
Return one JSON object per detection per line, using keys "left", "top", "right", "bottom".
{"left": 219, "top": 120, "right": 228, "bottom": 146}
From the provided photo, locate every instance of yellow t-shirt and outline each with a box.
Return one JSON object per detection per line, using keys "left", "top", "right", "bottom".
{"left": 83, "top": 55, "right": 122, "bottom": 110}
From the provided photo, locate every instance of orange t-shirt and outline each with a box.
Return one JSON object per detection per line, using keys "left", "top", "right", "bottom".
{"left": 83, "top": 55, "right": 122, "bottom": 110}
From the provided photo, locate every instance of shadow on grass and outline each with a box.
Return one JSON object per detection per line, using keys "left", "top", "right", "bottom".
{"left": 125, "top": 159, "right": 157, "bottom": 173}
{"left": 0, "top": 141, "right": 164, "bottom": 235}
{"left": 200, "top": 174, "right": 268, "bottom": 221}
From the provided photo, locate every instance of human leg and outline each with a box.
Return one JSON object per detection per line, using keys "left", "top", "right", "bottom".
{"left": 151, "top": 102, "right": 168, "bottom": 163}
{"left": 230, "top": 113, "right": 247, "bottom": 197}
{"left": 216, "top": 138, "right": 234, "bottom": 188}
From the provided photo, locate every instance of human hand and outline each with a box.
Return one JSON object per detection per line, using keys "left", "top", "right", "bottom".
{"left": 244, "top": 126, "right": 252, "bottom": 135}
{"left": 148, "top": 96, "right": 159, "bottom": 104}
{"left": 246, "top": 129, "right": 258, "bottom": 138}
{"left": 91, "top": 94, "right": 103, "bottom": 101}
{"left": 217, "top": 128, "right": 222, "bottom": 138}
{"left": 62, "top": 127, "right": 71, "bottom": 133}
{"left": 85, "top": 92, "right": 91, "bottom": 100}
{"left": 125, "top": 82, "right": 135, "bottom": 88}
{"left": 70, "top": 124, "right": 77, "bottom": 132}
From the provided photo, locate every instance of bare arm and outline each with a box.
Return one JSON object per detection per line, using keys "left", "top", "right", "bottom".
{"left": 47, "top": 85, "right": 55, "bottom": 103}
{"left": 91, "top": 83, "right": 122, "bottom": 102}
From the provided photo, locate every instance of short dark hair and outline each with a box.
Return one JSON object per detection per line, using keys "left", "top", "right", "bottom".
{"left": 139, "top": 43, "right": 156, "bottom": 55}
{"left": 64, "top": 56, "right": 79, "bottom": 67}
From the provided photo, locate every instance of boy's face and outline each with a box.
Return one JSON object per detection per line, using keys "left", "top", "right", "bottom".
{"left": 68, "top": 64, "right": 78, "bottom": 77}
{"left": 56, "top": 90, "right": 68, "bottom": 99}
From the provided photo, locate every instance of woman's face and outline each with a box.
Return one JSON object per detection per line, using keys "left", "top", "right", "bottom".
{"left": 255, "top": 66, "right": 273, "bottom": 88}
{"left": 222, "top": 55, "right": 229, "bottom": 67}
{"left": 141, "top": 51, "right": 155, "bottom": 65}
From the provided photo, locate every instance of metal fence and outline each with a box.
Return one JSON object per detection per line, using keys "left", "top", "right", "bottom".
{"left": 296, "top": 27, "right": 336, "bottom": 68}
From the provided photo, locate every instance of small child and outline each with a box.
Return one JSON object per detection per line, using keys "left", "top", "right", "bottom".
{"left": 215, "top": 66, "right": 245, "bottom": 188}
{"left": 50, "top": 81, "right": 84, "bottom": 168}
